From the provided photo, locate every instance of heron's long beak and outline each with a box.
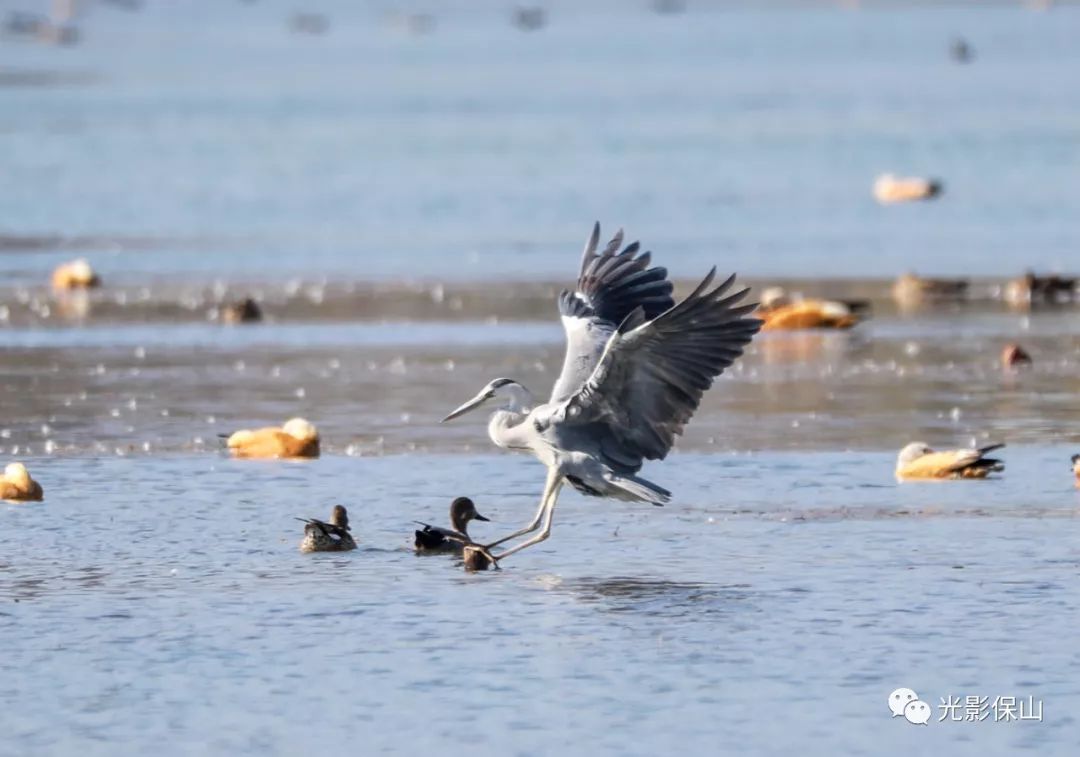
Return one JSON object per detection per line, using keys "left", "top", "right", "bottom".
{"left": 440, "top": 391, "right": 489, "bottom": 422}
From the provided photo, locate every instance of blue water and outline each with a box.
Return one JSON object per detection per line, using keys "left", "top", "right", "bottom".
{"left": 2, "top": 450, "right": 1079, "bottom": 755}
{"left": 2, "top": 2, "right": 1080, "bottom": 281}
{"left": 3, "top": 3, "right": 1080, "bottom": 755}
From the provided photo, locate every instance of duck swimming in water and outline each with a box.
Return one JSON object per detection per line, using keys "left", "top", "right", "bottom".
{"left": 1003, "top": 271, "right": 1078, "bottom": 308}
{"left": 756, "top": 287, "right": 868, "bottom": 331}
{"left": 1072, "top": 455, "right": 1079, "bottom": 488}
{"left": 463, "top": 544, "right": 495, "bottom": 571}
{"left": 873, "top": 174, "right": 943, "bottom": 204}
{"left": 298, "top": 505, "right": 356, "bottom": 553}
{"left": 221, "top": 298, "right": 263, "bottom": 324}
{"left": 51, "top": 258, "right": 101, "bottom": 290}
{"left": 414, "top": 496, "right": 490, "bottom": 553}
{"left": 224, "top": 417, "right": 320, "bottom": 459}
{"left": 891, "top": 272, "right": 969, "bottom": 308}
{"left": 895, "top": 442, "right": 1005, "bottom": 480}
{"left": 0, "top": 462, "right": 43, "bottom": 502}
{"left": 1001, "top": 343, "right": 1033, "bottom": 369}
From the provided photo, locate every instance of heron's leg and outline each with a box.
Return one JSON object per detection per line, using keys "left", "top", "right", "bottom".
{"left": 491, "top": 478, "right": 563, "bottom": 560}
{"left": 485, "top": 466, "right": 560, "bottom": 549}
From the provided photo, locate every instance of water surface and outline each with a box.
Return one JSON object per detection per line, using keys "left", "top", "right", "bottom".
{"left": 2, "top": 2, "right": 1080, "bottom": 755}
{"left": 2, "top": 451, "right": 1079, "bottom": 755}
{"left": 2, "top": 2, "right": 1080, "bottom": 279}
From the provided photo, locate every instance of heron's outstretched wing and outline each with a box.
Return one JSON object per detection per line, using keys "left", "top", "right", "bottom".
{"left": 550, "top": 222, "right": 675, "bottom": 403}
{"left": 563, "top": 269, "right": 761, "bottom": 470}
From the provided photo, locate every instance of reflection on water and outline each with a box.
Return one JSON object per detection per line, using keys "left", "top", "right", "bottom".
{"left": 758, "top": 329, "right": 862, "bottom": 366}
{"left": 559, "top": 576, "right": 756, "bottom": 618}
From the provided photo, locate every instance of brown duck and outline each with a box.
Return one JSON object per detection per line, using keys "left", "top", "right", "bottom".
{"left": 895, "top": 442, "right": 1005, "bottom": 481}
{"left": 298, "top": 505, "right": 357, "bottom": 553}
{"left": 225, "top": 418, "right": 320, "bottom": 459}
{"left": 414, "top": 497, "right": 490, "bottom": 554}
{"left": 0, "top": 463, "right": 43, "bottom": 502}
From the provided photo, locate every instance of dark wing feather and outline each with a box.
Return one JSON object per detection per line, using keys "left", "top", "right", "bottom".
{"left": 550, "top": 222, "right": 676, "bottom": 403}
{"left": 414, "top": 524, "right": 446, "bottom": 550}
{"left": 563, "top": 268, "right": 762, "bottom": 469}
{"left": 298, "top": 517, "right": 349, "bottom": 540}
{"left": 959, "top": 443, "right": 1005, "bottom": 474}
{"left": 413, "top": 522, "right": 470, "bottom": 550}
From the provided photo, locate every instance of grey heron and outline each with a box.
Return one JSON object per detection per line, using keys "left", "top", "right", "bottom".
{"left": 441, "top": 223, "right": 762, "bottom": 564}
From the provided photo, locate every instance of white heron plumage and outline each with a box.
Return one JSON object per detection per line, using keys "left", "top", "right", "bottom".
{"left": 441, "top": 223, "right": 762, "bottom": 563}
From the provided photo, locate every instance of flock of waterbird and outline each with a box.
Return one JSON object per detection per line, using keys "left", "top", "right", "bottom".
{"left": 725, "top": 165, "right": 1080, "bottom": 336}
{"left": 5, "top": 223, "right": 1080, "bottom": 570}
{"left": 756, "top": 269, "right": 1079, "bottom": 334}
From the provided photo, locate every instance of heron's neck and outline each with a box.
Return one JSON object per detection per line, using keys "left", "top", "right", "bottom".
{"left": 488, "top": 409, "right": 532, "bottom": 450}
{"left": 486, "top": 384, "right": 535, "bottom": 450}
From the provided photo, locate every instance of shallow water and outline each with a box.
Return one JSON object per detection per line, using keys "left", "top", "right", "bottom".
{"left": 3, "top": 2, "right": 1080, "bottom": 755}
{"left": 1, "top": 284, "right": 1077, "bottom": 457}
{"left": 2, "top": 451, "right": 1079, "bottom": 755}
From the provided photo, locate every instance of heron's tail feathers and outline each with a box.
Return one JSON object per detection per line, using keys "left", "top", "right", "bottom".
{"left": 604, "top": 472, "right": 671, "bottom": 506}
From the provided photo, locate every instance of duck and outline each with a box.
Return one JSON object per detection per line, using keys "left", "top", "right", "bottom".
{"left": 1001, "top": 343, "right": 1032, "bottom": 369}
{"left": 298, "top": 505, "right": 356, "bottom": 553}
{"left": 0, "top": 463, "right": 43, "bottom": 501}
{"left": 463, "top": 544, "right": 495, "bottom": 571}
{"left": 1003, "top": 271, "right": 1077, "bottom": 308}
{"left": 891, "top": 272, "right": 968, "bottom": 307}
{"left": 873, "top": 174, "right": 943, "bottom": 204}
{"left": 414, "top": 496, "right": 490, "bottom": 553}
{"left": 1072, "top": 455, "right": 1080, "bottom": 487}
{"left": 757, "top": 287, "right": 868, "bottom": 331}
{"left": 51, "top": 258, "right": 101, "bottom": 290}
{"left": 224, "top": 417, "right": 320, "bottom": 459}
{"left": 895, "top": 442, "right": 1005, "bottom": 480}
{"left": 221, "top": 298, "right": 263, "bottom": 324}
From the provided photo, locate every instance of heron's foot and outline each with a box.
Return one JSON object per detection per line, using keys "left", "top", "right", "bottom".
{"left": 463, "top": 544, "right": 499, "bottom": 572}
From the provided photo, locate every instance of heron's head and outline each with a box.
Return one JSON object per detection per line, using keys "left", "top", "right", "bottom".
{"left": 897, "top": 442, "right": 933, "bottom": 467}
{"left": 449, "top": 496, "right": 489, "bottom": 532}
{"left": 330, "top": 505, "right": 350, "bottom": 530}
{"left": 441, "top": 378, "right": 532, "bottom": 422}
